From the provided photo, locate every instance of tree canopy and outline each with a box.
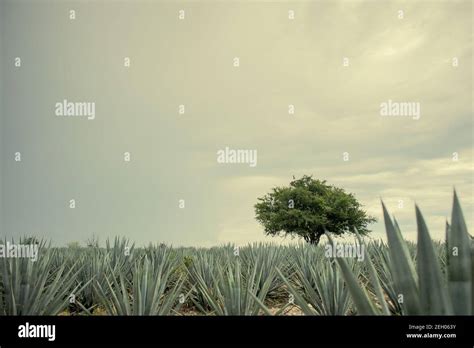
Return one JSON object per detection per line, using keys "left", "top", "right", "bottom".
{"left": 254, "top": 175, "right": 376, "bottom": 245}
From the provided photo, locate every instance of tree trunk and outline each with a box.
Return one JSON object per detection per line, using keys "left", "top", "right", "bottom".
{"left": 308, "top": 232, "right": 323, "bottom": 245}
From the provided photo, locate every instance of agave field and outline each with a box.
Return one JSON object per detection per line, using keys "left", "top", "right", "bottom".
{"left": 0, "top": 192, "right": 472, "bottom": 316}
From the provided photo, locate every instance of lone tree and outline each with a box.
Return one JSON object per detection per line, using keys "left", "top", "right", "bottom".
{"left": 254, "top": 175, "right": 376, "bottom": 245}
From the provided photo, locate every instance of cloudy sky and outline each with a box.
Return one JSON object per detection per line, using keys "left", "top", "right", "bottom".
{"left": 1, "top": 0, "right": 472, "bottom": 246}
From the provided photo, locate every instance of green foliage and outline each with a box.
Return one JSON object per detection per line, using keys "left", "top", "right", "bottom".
{"left": 255, "top": 175, "right": 376, "bottom": 245}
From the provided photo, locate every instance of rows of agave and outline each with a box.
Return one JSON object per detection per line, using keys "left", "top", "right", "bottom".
{"left": 0, "top": 192, "right": 471, "bottom": 316}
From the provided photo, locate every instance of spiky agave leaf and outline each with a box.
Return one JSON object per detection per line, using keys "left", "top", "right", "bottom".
{"left": 368, "top": 243, "right": 403, "bottom": 314}
{"left": 381, "top": 202, "right": 421, "bottom": 314}
{"left": 471, "top": 235, "right": 474, "bottom": 314}
{"left": 325, "top": 233, "right": 377, "bottom": 315}
{"left": 354, "top": 233, "right": 390, "bottom": 315}
{"left": 275, "top": 268, "right": 316, "bottom": 315}
{"left": 447, "top": 190, "right": 472, "bottom": 314}
{"left": 415, "top": 205, "right": 452, "bottom": 314}
{"left": 336, "top": 195, "right": 470, "bottom": 316}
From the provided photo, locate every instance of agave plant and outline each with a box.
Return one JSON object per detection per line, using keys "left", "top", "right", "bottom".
{"left": 72, "top": 249, "right": 112, "bottom": 313}
{"left": 94, "top": 256, "right": 185, "bottom": 315}
{"left": 332, "top": 191, "right": 472, "bottom": 315}
{"left": 187, "top": 250, "right": 222, "bottom": 311}
{"left": 106, "top": 237, "right": 135, "bottom": 277}
{"left": 192, "top": 258, "right": 277, "bottom": 315}
{"left": 0, "top": 241, "right": 86, "bottom": 315}
{"left": 58, "top": 237, "right": 136, "bottom": 314}
{"left": 272, "top": 246, "right": 354, "bottom": 315}
{"left": 301, "top": 259, "right": 352, "bottom": 315}
{"left": 366, "top": 243, "right": 403, "bottom": 314}
{"left": 240, "top": 243, "right": 290, "bottom": 299}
